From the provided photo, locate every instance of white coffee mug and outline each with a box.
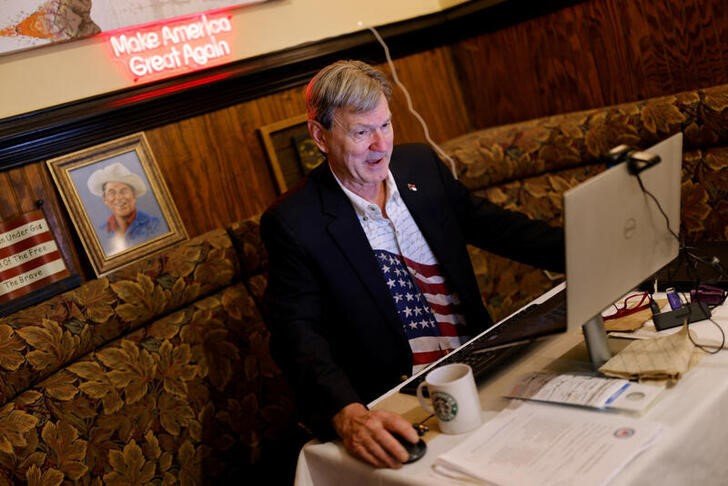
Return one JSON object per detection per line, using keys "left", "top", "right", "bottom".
{"left": 416, "top": 363, "right": 482, "bottom": 434}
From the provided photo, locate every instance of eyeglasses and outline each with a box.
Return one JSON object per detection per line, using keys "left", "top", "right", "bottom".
{"left": 603, "top": 292, "right": 652, "bottom": 321}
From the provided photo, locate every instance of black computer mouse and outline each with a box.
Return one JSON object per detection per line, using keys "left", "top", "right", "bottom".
{"left": 392, "top": 433, "right": 427, "bottom": 464}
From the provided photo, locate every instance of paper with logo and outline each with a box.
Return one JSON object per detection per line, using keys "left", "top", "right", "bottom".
{"left": 504, "top": 372, "right": 664, "bottom": 412}
{"left": 433, "top": 401, "right": 664, "bottom": 486}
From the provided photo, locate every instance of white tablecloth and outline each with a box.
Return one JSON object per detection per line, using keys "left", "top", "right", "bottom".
{"left": 295, "top": 302, "right": 728, "bottom": 486}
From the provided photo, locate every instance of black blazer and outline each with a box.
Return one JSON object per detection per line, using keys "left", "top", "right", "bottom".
{"left": 260, "top": 143, "right": 564, "bottom": 438}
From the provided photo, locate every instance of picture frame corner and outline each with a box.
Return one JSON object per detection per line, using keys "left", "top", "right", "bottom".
{"left": 258, "top": 113, "right": 323, "bottom": 194}
{"left": 45, "top": 132, "right": 187, "bottom": 277}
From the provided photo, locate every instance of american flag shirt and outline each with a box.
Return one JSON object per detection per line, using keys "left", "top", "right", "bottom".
{"left": 334, "top": 170, "right": 470, "bottom": 374}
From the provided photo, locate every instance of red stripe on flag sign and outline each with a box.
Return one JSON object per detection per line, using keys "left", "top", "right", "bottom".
{"left": 0, "top": 231, "right": 55, "bottom": 260}
{"left": 0, "top": 250, "right": 64, "bottom": 281}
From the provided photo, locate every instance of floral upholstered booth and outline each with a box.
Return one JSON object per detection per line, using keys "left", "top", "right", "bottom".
{"left": 1, "top": 83, "right": 726, "bottom": 485}
{"left": 0, "top": 223, "right": 300, "bottom": 485}
{"left": 442, "top": 83, "right": 728, "bottom": 322}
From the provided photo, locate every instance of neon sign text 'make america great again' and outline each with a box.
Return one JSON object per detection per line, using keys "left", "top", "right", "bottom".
{"left": 105, "top": 11, "right": 235, "bottom": 82}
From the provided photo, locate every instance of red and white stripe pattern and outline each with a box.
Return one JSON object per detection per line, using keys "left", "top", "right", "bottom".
{"left": 335, "top": 170, "right": 470, "bottom": 373}
{"left": 373, "top": 249, "right": 468, "bottom": 373}
{"left": 0, "top": 210, "right": 70, "bottom": 304}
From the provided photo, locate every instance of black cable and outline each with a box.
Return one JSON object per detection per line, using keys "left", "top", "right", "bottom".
{"left": 635, "top": 169, "right": 727, "bottom": 289}
{"left": 682, "top": 249, "right": 704, "bottom": 288}
{"left": 634, "top": 171, "right": 685, "bottom": 289}
{"left": 635, "top": 173, "right": 725, "bottom": 354}
{"left": 634, "top": 172, "right": 726, "bottom": 288}
{"left": 675, "top": 290, "right": 725, "bottom": 354}
{"left": 685, "top": 250, "right": 727, "bottom": 283}
{"left": 686, "top": 316, "right": 725, "bottom": 354}
{"left": 634, "top": 173, "right": 681, "bottom": 244}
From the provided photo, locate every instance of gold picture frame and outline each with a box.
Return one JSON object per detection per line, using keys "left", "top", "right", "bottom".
{"left": 258, "top": 114, "right": 325, "bottom": 193}
{"left": 47, "top": 132, "right": 187, "bottom": 276}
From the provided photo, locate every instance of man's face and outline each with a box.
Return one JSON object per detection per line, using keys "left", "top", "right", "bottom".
{"left": 103, "top": 181, "right": 137, "bottom": 219}
{"left": 311, "top": 93, "right": 394, "bottom": 195}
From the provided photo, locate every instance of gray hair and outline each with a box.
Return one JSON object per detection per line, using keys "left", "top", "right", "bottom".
{"left": 305, "top": 60, "right": 392, "bottom": 129}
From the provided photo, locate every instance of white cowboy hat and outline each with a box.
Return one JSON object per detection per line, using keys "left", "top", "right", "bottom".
{"left": 87, "top": 162, "right": 147, "bottom": 197}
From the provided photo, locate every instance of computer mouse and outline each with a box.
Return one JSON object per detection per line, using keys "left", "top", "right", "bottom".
{"left": 392, "top": 433, "right": 427, "bottom": 464}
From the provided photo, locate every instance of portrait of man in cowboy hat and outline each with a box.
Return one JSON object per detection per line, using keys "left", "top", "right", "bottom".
{"left": 87, "top": 161, "right": 165, "bottom": 255}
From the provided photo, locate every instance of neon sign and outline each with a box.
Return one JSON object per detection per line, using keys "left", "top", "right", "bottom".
{"left": 105, "top": 11, "right": 235, "bottom": 83}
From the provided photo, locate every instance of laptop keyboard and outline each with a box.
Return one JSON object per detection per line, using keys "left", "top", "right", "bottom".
{"left": 399, "top": 288, "right": 566, "bottom": 395}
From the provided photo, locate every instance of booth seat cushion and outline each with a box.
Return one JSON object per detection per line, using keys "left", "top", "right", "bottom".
{"left": 0, "top": 229, "right": 238, "bottom": 409}
{"left": 0, "top": 282, "right": 296, "bottom": 484}
{"left": 227, "top": 217, "right": 268, "bottom": 305}
{"left": 462, "top": 165, "right": 603, "bottom": 320}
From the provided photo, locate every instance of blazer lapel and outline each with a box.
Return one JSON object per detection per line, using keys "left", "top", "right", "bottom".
{"left": 314, "top": 167, "right": 405, "bottom": 335}
{"left": 393, "top": 162, "right": 472, "bottom": 306}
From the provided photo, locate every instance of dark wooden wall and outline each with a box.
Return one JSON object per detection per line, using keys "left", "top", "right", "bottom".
{"left": 455, "top": 0, "right": 728, "bottom": 127}
{"left": 1, "top": 0, "right": 727, "bottom": 283}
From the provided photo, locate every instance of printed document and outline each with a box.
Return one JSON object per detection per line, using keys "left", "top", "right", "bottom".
{"left": 434, "top": 402, "right": 663, "bottom": 486}
{"left": 504, "top": 372, "right": 664, "bottom": 412}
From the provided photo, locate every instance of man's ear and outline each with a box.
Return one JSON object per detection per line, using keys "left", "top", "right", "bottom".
{"left": 308, "top": 120, "right": 328, "bottom": 154}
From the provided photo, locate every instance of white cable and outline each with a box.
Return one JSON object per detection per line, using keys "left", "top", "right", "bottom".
{"left": 364, "top": 24, "right": 459, "bottom": 179}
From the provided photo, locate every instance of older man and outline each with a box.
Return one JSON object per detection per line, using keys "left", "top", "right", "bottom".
{"left": 87, "top": 162, "right": 162, "bottom": 255}
{"left": 261, "top": 60, "right": 565, "bottom": 468}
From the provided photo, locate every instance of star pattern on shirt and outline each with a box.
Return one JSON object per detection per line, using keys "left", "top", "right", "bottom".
{"left": 375, "top": 250, "right": 440, "bottom": 338}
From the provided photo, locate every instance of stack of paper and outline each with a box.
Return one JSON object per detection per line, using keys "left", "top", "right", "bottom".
{"left": 433, "top": 402, "right": 664, "bottom": 486}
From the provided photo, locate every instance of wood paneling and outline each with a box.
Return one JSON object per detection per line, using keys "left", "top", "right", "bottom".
{"left": 1, "top": 0, "right": 533, "bottom": 172}
{"left": 0, "top": 164, "right": 85, "bottom": 279}
{"left": 142, "top": 48, "right": 468, "bottom": 238}
{"left": 385, "top": 48, "right": 471, "bottom": 145}
{"left": 2, "top": 0, "right": 727, "bottom": 283}
{"left": 453, "top": 0, "right": 728, "bottom": 128}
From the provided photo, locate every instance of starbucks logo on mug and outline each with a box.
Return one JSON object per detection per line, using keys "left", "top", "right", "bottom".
{"left": 416, "top": 363, "right": 482, "bottom": 434}
{"left": 432, "top": 391, "right": 458, "bottom": 421}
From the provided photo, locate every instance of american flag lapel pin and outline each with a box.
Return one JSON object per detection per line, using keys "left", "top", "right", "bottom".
{"left": 407, "top": 183, "right": 418, "bottom": 192}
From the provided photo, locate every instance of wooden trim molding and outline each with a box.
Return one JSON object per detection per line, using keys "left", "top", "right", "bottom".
{"left": 0, "top": 0, "right": 581, "bottom": 171}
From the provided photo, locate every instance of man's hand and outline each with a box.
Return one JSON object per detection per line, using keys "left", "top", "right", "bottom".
{"left": 332, "top": 402, "right": 420, "bottom": 468}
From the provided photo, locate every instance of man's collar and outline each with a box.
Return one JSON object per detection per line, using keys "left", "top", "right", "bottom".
{"left": 106, "top": 209, "right": 138, "bottom": 233}
{"left": 329, "top": 167, "right": 400, "bottom": 219}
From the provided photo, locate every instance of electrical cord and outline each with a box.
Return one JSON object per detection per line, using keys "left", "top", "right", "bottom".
{"left": 677, "top": 289, "right": 726, "bottom": 353}
{"left": 634, "top": 172, "right": 725, "bottom": 282}
{"left": 686, "top": 316, "right": 725, "bottom": 354}
{"left": 635, "top": 174, "right": 725, "bottom": 354}
{"left": 684, "top": 248, "right": 727, "bottom": 282}
{"left": 634, "top": 173, "right": 681, "bottom": 244}
{"left": 365, "top": 24, "right": 459, "bottom": 179}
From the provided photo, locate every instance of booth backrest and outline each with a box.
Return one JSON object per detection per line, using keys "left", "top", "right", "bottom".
{"left": 0, "top": 224, "right": 298, "bottom": 484}
{"left": 442, "top": 83, "right": 728, "bottom": 320}
{"left": 0, "top": 228, "right": 238, "bottom": 406}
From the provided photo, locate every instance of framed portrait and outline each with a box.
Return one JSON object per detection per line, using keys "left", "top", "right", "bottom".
{"left": 259, "top": 114, "right": 325, "bottom": 193}
{"left": 47, "top": 132, "right": 187, "bottom": 276}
